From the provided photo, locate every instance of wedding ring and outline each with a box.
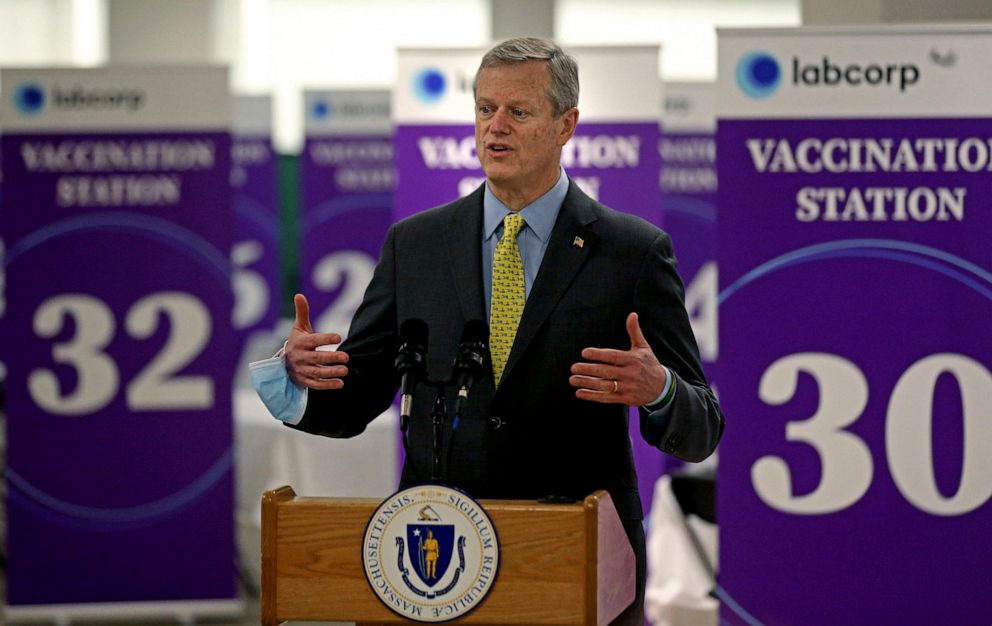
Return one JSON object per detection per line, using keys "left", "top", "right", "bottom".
{"left": 612, "top": 379, "right": 619, "bottom": 393}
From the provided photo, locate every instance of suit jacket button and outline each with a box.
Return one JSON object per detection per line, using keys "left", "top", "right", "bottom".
{"left": 489, "top": 416, "right": 504, "bottom": 430}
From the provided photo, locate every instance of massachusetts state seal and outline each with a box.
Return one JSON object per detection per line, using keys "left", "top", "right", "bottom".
{"left": 362, "top": 485, "right": 500, "bottom": 623}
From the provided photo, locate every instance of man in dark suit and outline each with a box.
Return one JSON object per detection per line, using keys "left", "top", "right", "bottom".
{"left": 274, "top": 37, "right": 722, "bottom": 626}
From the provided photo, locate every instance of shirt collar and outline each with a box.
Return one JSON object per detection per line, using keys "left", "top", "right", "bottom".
{"left": 483, "top": 168, "right": 569, "bottom": 242}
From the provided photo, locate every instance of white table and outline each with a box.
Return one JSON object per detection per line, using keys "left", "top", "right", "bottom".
{"left": 233, "top": 388, "right": 400, "bottom": 588}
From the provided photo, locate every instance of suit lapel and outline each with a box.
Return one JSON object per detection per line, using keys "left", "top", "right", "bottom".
{"left": 499, "top": 181, "right": 599, "bottom": 386}
{"left": 443, "top": 187, "right": 487, "bottom": 323}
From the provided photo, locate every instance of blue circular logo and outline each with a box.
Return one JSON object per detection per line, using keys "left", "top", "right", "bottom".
{"left": 413, "top": 67, "right": 447, "bottom": 105}
{"left": 311, "top": 99, "right": 334, "bottom": 120}
{"left": 14, "top": 83, "right": 46, "bottom": 116}
{"left": 735, "top": 52, "right": 781, "bottom": 99}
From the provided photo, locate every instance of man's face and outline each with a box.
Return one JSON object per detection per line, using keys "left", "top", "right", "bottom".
{"left": 474, "top": 61, "right": 577, "bottom": 200}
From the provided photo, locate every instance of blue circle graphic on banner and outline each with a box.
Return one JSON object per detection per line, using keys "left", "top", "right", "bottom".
{"left": 413, "top": 67, "right": 447, "bottom": 104}
{"left": 715, "top": 237, "right": 992, "bottom": 626}
{"left": 719, "top": 239, "right": 992, "bottom": 305}
{"left": 736, "top": 52, "right": 781, "bottom": 99}
{"left": 14, "top": 83, "right": 46, "bottom": 116}
{"left": 5, "top": 211, "right": 230, "bottom": 287}
{"left": 6, "top": 449, "right": 234, "bottom": 530}
{"left": 5, "top": 211, "right": 234, "bottom": 532}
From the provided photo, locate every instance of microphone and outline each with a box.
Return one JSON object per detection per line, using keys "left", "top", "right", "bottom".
{"left": 395, "top": 318, "right": 428, "bottom": 430}
{"left": 452, "top": 320, "right": 488, "bottom": 418}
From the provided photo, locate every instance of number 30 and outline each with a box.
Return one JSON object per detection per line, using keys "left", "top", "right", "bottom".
{"left": 753, "top": 352, "right": 992, "bottom": 517}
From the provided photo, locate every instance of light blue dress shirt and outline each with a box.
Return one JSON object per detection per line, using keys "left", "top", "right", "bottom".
{"left": 482, "top": 169, "right": 569, "bottom": 315}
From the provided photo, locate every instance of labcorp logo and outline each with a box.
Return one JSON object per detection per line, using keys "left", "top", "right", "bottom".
{"left": 13, "top": 83, "right": 46, "bottom": 116}
{"left": 736, "top": 51, "right": 921, "bottom": 98}
{"left": 792, "top": 56, "right": 920, "bottom": 92}
{"left": 413, "top": 67, "right": 447, "bottom": 105}
{"left": 12, "top": 82, "right": 146, "bottom": 116}
{"left": 312, "top": 98, "right": 389, "bottom": 120}
{"left": 736, "top": 52, "right": 782, "bottom": 99}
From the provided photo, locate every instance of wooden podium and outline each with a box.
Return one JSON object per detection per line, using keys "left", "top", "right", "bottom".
{"left": 261, "top": 487, "right": 636, "bottom": 625}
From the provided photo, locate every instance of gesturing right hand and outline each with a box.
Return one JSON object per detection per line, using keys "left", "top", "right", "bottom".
{"left": 285, "top": 293, "right": 350, "bottom": 390}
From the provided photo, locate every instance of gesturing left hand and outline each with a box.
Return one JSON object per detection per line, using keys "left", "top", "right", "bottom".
{"left": 569, "top": 312, "right": 667, "bottom": 406}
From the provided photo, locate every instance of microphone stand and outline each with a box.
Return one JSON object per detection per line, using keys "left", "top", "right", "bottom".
{"left": 409, "top": 374, "right": 492, "bottom": 485}
{"left": 402, "top": 324, "right": 486, "bottom": 484}
{"left": 399, "top": 378, "right": 453, "bottom": 484}
{"left": 430, "top": 383, "right": 447, "bottom": 482}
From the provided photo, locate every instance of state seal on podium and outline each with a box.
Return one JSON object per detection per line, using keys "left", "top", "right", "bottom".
{"left": 362, "top": 484, "right": 501, "bottom": 623}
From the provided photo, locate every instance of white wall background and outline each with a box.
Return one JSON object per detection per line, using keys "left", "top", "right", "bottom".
{"left": 2, "top": 0, "right": 991, "bottom": 152}
{"left": 556, "top": 0, "right": 800, "bottom": 81}
{"left": 241, "top": 0, "right": 490, "bottom": 152}
{"left": 0, "top": 0, "right": 107, "bottom": 67}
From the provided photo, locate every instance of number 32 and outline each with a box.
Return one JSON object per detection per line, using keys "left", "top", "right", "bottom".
{"left": 29, "top": 292, "right": 213, "bottom": 415}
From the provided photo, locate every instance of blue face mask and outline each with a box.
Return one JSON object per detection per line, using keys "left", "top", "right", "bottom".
{"left": 249, "top": 355, "right": 307, "bottom": 425}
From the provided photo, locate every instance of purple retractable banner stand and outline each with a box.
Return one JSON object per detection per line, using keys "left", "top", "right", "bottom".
{"left": 716, "top": 26, "right": 992, "bottom": 625}
{"left": 300, "top": 90, "right": 393, "bottom": 339}
{"left": 232, "top": 95, "right": 279, "bottom": 362}
{"left": 0, "top": 151, "right": 6, "bottom": 384}
{"left": 659, "top": 82, "right": 718, "bottom": 480}
{"left": 300, "top": 90, "right": 399, "bottom": 485}
{"left": 0, "top": 68, "right": 239, "bottom": 621}
{"left": 394, "top": 46, "right": 665, "bottom": 514}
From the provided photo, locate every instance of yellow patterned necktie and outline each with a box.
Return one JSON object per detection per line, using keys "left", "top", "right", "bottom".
{"left": 490, "top": 213, "right": 526, "bottom": 386}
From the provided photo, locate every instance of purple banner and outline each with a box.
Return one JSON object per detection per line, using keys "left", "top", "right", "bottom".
{"left": 1, "top": 131, "right": 236, "bottom": 604}
{"left": 717, "top": 118, "right": 992, "bottom": 624}
{"left": 232, "top": 133, "right": 280, "bottom": 351}
{"left": 660, "top": 131, "right": 717, "bottom": 288}
{"left": 300, "top": 135, "right": 393, "bottom": 337}
{"left": 656, "top": 130, "right": 718, "bottom": 484}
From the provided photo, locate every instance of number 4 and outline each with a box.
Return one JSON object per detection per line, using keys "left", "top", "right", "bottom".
{"left": 684, "top": 262, "right": 717, "bottom": 362}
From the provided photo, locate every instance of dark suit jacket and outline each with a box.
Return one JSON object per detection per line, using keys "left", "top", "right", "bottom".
{"left": 290, "top": 180, "right": 724, "bottom": 521}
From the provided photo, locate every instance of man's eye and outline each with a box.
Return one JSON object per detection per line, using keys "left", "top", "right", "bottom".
{"left": 512, "top": 108, "right": 526, "bottom": 118}
{"left": 479, "top": 105, "right": 492, "bottom": 115}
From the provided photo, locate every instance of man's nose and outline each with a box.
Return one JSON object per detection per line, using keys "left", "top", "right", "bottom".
{"left": 489, "top": 108, "right": 511, "bottom": 134}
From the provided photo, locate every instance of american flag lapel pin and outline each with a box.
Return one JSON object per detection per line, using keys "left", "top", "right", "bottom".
{"left": 573, "top": 236, "right": 585, "bottom": 248}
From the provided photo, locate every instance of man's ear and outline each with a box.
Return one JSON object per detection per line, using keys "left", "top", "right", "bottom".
{"left": 557, "top": 107, "right": 579, "bottom": 146}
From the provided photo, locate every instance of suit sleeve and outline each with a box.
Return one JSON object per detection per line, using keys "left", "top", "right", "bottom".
{"left": 287, "top": 225, "right": 401, "bottom": 438}
{"left": 634, "top": 231, "right": 724, "bottom": 462}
